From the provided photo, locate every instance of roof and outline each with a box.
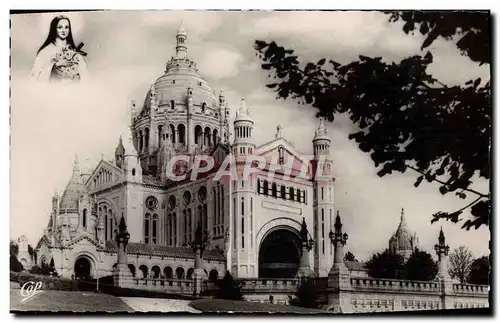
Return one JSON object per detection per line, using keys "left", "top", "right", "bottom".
{"left": 60, "top": 158, "right": 87, "bottom": 209}
{"left": 105, "top": 240, "right": 226, "bottom": 262}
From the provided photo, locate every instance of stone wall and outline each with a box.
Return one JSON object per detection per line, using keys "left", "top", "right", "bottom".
{"left": 326, "top": 272, "right": 489, "bottom": 313}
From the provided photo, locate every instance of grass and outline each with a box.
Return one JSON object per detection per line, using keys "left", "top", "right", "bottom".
{"left": 190, "top": 298, "right": 327, "bottom": 314}
{"left": 10, "top": 290, "right": 134, "bottom": 313}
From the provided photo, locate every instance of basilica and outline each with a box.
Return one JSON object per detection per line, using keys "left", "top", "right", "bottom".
{"left": 34, "top": 23, "right": 416, "bottom": 282}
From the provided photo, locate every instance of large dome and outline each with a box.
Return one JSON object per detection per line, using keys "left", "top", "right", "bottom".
{"left": 130, "top": 23, "right": 231, "bottom": 177}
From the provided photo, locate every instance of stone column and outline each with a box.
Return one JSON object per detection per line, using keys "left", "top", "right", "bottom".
{"left": 297, "top": 217, "right": 314, "bottom": 279}
{"left": 326, "top": 212, "right": 352, "bottom": 313}
{"left": 435, "top": 227, "right": 454, "bottom": 310}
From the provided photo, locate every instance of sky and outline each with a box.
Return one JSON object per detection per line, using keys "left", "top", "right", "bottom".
{"left": 10, "top": 10, "right": 491, "bottom": 262}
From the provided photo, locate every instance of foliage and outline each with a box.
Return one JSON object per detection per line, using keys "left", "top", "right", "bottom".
{"left": 467, "top": 256, "right": 489, "bottom": 285}
{"left": 10, "top": 240, "right": 19, "bottom": 256}
{"left": 448, "top": 246, "right": 474, "bottom": 283}
{"left": 30, "top": 259, "right": 58, "bottom": 277}
{"left": 10, "top": 255, "right": 24, "bottom": 272}
{"left": 289, "top": 278, "right": 322, "bottom": 308}
{"left": 344, "top": 251, "right": 357, "bottom": 262}
{"left": 215, "top": 271, "right": 244, "bottom": 300}
{"left": 404, "top": 249, "right": 438, "bottom": 281}
{"left": 10, "top": 240, "right": 23, "bottom": 272}
{"left": 254, "top": 11, "right": 491, "bottom": 230}
{"left": 28, "top": 244, "right": 35, "bottom": 258}
{"left": 17, "top": 272, "right": 79, "bottom": 291}
{"left": 366, "top": 249, "right": 404, "bottom": 279}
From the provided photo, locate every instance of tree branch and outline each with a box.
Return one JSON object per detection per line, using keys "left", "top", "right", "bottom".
{"left": 406, "top": 164, "right": 489, "bottom": 198}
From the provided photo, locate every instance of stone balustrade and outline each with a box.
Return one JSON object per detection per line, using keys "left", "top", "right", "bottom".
{"left": 130, "top": 278, "right": 195, "bottom": 294}
{"left": 238, "top": 278, "right": 298, "bottom": 293}
{"left": 453, "top": 283, "right": 489, "bottom": 296}
{"left": 350, "top": 277, "right": 439, "bottom": 294}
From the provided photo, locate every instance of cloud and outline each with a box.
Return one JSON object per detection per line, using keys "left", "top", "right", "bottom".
{"left": 196, "top": 44, "right": 249, "bottom": 80}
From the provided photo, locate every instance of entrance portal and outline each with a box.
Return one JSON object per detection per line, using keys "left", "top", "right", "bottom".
{"left": 259, "top": 228, "right": 301, "bottom": 278}
{"left": 74, "top": 257, "right": 92, "bottom": 279}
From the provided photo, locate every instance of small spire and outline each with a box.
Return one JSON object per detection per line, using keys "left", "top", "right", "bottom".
{"left": 275, "top": 124, "right": 283, "bottom": 138}
{"left": 73, "top": 154, "right": 79, "bottom": 171}
{"left": 401, "top": 208, "right": 405, "bottom": 220}
{"left": 175, "top": 21, "right": 188, "bottom": 59}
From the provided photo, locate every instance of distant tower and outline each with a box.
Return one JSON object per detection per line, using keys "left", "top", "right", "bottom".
{"left": 231, "top": 99, "right": 257, "bottom": 278}
{"left": 389, "top": 208, "right": 419, "bottom": 261}
{"left": 312, "top": 118, "right": 335, "bottom": 277}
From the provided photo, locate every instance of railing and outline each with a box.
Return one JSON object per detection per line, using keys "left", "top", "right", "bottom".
{"left": 453, "top": 283, "right": 489, "bottom": 296}
{"left": 132, "top": 278, "right": 195, "bottom": 294}
{"left": 350, "top": 277, "right": 439, "bottom": 294}
{"left": 237, "top": 278, "right": 299, "bottom": 293}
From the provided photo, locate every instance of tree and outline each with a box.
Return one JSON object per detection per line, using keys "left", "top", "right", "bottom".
{"left": 366, "top": 249, "right": 404, "bottom": 279}
{"left": 10, "top": 240, "right": 23, "bottom": 272}
{"left": 404, "top": 249, "right": 438, "bottom": 281}
{"left": 215, "top": 271, "right": 244, "bottom": 300}
{"left": 289, "top": 278, "right": 321, "bottom": 308}
{"left": 344, "top": 251, "right": 357, "bottom": 262}
{"left": 254, "top": 11, "right": 491, "bottom": 230}
{"left": 467, "top": 256, "right": 489, "bottom": 285}
{"left": 448, "top": 246, "right": 474, "bottom": 283}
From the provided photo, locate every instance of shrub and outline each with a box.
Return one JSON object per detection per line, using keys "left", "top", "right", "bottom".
{"left": 17, "top": 272, "right": 78, "bottom": 291}
{"left": 10, "top": 255, "right": 23, "bottom": 272}
{"left": 289, "top": 278, "right": 322, "bottom": 308}
{"left": 215, "top": 271, "right": 243, "bottom": 300}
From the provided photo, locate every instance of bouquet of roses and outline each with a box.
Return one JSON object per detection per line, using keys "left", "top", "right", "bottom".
{"left": 51, "top": 46, "right": 82, "bottom": 80}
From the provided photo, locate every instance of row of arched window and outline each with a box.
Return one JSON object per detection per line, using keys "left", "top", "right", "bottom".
{"left": 257, "top": 180, "right": 307, "bottom": 204}
{"left": 135, "top": 123, "right": 221, "bottom": 153}
{"left": 97, "top": 205, "right": 115, "bottom": 241}
{"left": 93, "top": 169, "right": 114, "bottom": 188}
{"left": 126, "top": 264, "right": 219, "bottom": 281}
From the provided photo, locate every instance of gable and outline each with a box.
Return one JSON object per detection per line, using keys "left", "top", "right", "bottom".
{"left": 256, "top": 138, "right": 313, "bottom": 178}
{"left": 86, "top": 160, "right": 124, "bottom": 191}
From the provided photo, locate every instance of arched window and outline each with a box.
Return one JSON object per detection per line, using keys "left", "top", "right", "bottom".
{"left": 213, "top": 129, "right": 219, "bottom": 145}
{"left": 109, "top": 209, "right": 114, "bottom": 240}
{"left": 187, "top": 268, "right": 194, "bottom": 280}
{"left": 209, "top": 269, "right": 219, "bottom": 281}
{"left": 170, "top": 100, "right": 175, "bottom": 110}
{"left": 164, "top": 266, "right": 173, "bottom": 279}
{"left": 204, "top": 127, "right": 211, "bottom": 146}
{"left": 194, "top": 125, "right": 203, "bottom": 145}
{"left": 178, "top": 124, "right": 186, "bottom": 144}
{"left": 151, "top": 266, "right": 161, "bottom": 278}
{"left": 263, "top": 180, "right": 269, "bottom": 195}
{"left": 201, "top": 102, "right": 207, "bottom": 113}
{"left": 203, "top": 204, "right": 208, "bottom": 232}
{"left": 138, "top": 130, "right": 143, "bottom": 152}
{"left": 170, "top": 124, "right": 176, "bottom": 144}
{"left": 144, "top": 128, "right": 150, "bottom": 149}
{"left": 132, "top": 168, "right": 136, "bottom": 176}
{"left": 152, "top": 214, "right": 158, "bottom": 244}
{"left": 144, "top": 213, "right": 150, "bottom": 244}
{"left": 176, "top": 267, "right": 185, "bottom": 279}
{"left": 289, "top": 187, "right": 295, "bottom": 201}
{"left": 280, "top": 185, "right": 286, "bottom": 200}
{"left": 139, "top": 265, "right": 148, "bottom": 278}
{"left": 158, "top": 125, "right": 163, "bottom": 144}
{"left": 82, "top": 209, "right": 87, "bottom": 228}
{"left": 272, "top": 183, "right": 277, "bottom": 198}
{"left": 128, "top": 264, "right": 136, "bottom": 277}
{"left": 104, "top": 206, "right": 108, "bottom": 240}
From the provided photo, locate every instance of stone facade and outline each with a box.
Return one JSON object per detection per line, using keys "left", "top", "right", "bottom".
{"left": 34, "top": 23, "right": 334, "bottom": 281}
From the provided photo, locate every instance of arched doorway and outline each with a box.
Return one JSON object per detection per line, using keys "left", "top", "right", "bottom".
{"left": 258, "top": 228, "right": 301, "bottom": 278}
{"left": 74, "top": 257, "right": 92, "bottom": 279}
{"left": 209, "top": 269, "right": 219, "bottom": 281}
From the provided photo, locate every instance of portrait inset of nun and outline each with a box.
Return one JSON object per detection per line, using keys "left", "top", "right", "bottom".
{"left": 30, "top": 15, "right": 88, "bottom": 83}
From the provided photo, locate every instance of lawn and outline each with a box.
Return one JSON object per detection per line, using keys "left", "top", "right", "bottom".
{"left": 10, "top": 290, "right": 134, "bottom": 313}
{"left": 190, "top": 298, "right": 327, "bottom": 314}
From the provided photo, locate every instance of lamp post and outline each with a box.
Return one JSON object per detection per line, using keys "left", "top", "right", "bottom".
{"left": 190, "top": 221, "right": 209, "bottom": 296}
{"left": 434, "top": 227, "right": 450, "bottom": 279}
{"left": 113, "top": 215, "right": 131, "bottom": 287}
{"left": 297, "top": 217, "right": 314, "bottom": 278}
{"left": 329, "top": 211, "right": 348, "bottom": 265}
